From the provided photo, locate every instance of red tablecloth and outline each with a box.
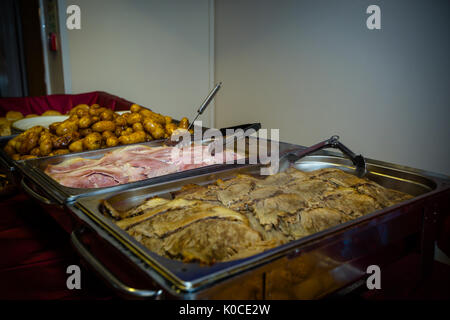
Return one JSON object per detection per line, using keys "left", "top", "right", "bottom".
{"left": 0, "top": 91, "right": 135, "bottom": 117}
{"left": 0, "top": 192, "right": 113, "bottom": 300}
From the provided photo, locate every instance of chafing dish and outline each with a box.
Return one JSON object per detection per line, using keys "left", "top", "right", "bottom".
{"left": 0, "top": 135, "right": 20, "bottom": 184}
{"left": 65, "top": 148, "right": 450, "bottom": 299}
{"left": 18, "top": 133, "right": 264, "bottom": 205}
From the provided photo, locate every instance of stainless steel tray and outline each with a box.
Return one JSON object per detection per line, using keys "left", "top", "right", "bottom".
{"left": 0, "top": 118, "right": 201, "bottom": 186}
{"left": 0, "top": 134, "right": 23, "bottom": 185}
{"left": 19, "top": 135, "right": 276, "bottom": 205}
{"left": 69, "top": 150, "right": 450, "bottom": 298}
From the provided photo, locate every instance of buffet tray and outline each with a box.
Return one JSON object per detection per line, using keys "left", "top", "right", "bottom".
{"left": 0, "top": 135, "right": 20, "bottom": 184}
{"left": 18, "top": 132, "right": 265, "bottom": 205}
{"left": 67, "top": 150, "right": 450, "bottom": 299}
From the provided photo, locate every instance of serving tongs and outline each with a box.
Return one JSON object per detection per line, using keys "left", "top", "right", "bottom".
{"left": 280, "top": 135, "right": 367, "bottom": 177}
{"left": 165, "top": 83, "right": 222, "bottom": 147}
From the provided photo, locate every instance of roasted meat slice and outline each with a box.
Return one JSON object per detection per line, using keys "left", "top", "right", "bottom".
{"left": 102, "top": 197, "right": 170, "bottom": 220}
{"left": 121, "top": 198, "right": 275, "bottom": 264}
{"left": 253, "top": 193, "right": 309, "bottom": 229}
{"left": 321, "top": 187, "right": 383, "bottom": 218}
{"left": 284, "top": 178, "right": 335, "bottom": 203}
{"left": 159, "top": 220, "right": 277, "bottom": 264}
{"left": 311, "top": 168, "right": 365, "bottom": 187}
{"left": 299, "top": 208, "right": 347, "bottom": 234}
{"left": 108, "top": 167, "right": 412, "bottom": 265}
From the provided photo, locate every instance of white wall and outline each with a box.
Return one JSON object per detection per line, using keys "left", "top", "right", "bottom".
{"left": 215, "top": 0, "right": 450, "bottom": 175}
{"left": 63, "top": 0, "right": 214, "bottom": 127}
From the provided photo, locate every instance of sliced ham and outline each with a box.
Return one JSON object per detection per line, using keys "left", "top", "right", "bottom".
{"left": 45, "top": 144, "right": 243, "bottom": 189}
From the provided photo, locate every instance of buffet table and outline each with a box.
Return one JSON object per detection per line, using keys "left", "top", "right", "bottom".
{"left": 0, "top": 192, "right": 113, "bottom": 300}
{"left": 1, "top": 92, "right": 449, "bottom": 300}
{"left": 1, "top": 192, "right": 449, "bottom": 300}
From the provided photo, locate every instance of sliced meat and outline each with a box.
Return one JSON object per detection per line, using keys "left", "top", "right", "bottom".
{"left": 45, "top": 144, "right": 242, "bottom": 188}
{"left": 135, "top": 219, "right": 275, "bottom": 264}
{"left": 108, "top": 167, "right": 412, "bottom": 265}
{"left": 300, "top": 207, "right": 346, "bottom": 234}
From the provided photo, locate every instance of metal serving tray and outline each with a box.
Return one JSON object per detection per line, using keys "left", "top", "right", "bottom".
{"left": 18, "top": 130, "right": 270, "bottom": 205}
{"left": 68, "top": 150, "right": 450, "bottom": 299}
{"left": 0, "top": 135, "right": 23, "bottom": 185}
{"left": 20, "top": 142, "right": 237, "bottom": 205}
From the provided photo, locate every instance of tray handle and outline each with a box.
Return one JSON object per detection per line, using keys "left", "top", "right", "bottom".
{"left": 70, "top": 229, "right": 163, "bottom": 299}
{"left": 21, "top": 177, "right": 56, "bottom": 205}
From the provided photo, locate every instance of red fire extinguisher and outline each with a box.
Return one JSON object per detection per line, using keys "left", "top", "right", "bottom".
{"left": 49, "top": 32, "right": 58, "bottom": 52}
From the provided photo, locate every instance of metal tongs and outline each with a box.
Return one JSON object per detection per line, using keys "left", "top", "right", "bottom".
{"left": 281, "top": 135, "right": 367, "bottom": 177}
{"left": 166, "top": 82, "right": 222, "bottom": 147}
{"left": 188, "top": 82, "right": 222, "bottom": 130}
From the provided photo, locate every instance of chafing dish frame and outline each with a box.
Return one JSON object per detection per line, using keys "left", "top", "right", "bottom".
{"left": 66, "top": 150, "right": 450, "bottom": 299}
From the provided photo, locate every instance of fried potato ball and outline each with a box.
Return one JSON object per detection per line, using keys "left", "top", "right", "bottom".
{"left": 130, "top": 104, "right": 142, "bottom": 113}
{"left": 20, "top": 155, "right": 37, "bottom": 160}
{"left": 121, "top": 127, "right": 134, "bottom": 136}
{"left": 83, "top": 132, "right": 102, "bottom": 150}
{"left": 39, "top": 139, "right": 53, "bottom": 156}
{"left": 78, "top": 116, "right": 92, "bottom": 129}
{"left": 100, "top": 110, "right": 114, "bottom": 121}
{"left": 56, "top": 121, "right": 78, "bottom": 136}
{"left": 79, "top": 128, "right": 93, "bottom": 137}
{"left": 102, "top": 131, "right": 115, "bottom": 140}
{"left": 69, "top": 104, "right": 89, "bottom": 116}
{"left": 118, "top": 131, "right": 146, "bottom": 145}
{"left": 69, "top": 140, "right": 84, "bottom": 153}
{"left": 145, "top": 133, "right": 153, "bottom": 142}
{"left": 92, "top": 121, "right": 116, "bottom": 132}
{"left": 18, "top": 132, "right": 39, "bottom": 154}
{"left": 42, "top": 110, "right": 62, "bottom": 116}
{"left": 52, "top": 132, "right": 80, "bottom": 149}
{"left": 139, "top": 108, "right": 153, "bottom": 118}
{"left": 178, "top": 117, "right": 189, "bottom": 129}
{"left": 114, "top": 127, "right": 124, "bottom": 137}
{"left": 89, "top": 106, "right": 106, "bottom": 116}
{"left": 165, "top": 122, "right": 178, "bottom": 136}
{"left": 106, "top": 136, "right": 119, "bottom": 148}
{"left": 53, "top": 149, "right": 70, "bottom": 156}
{"left": 132, "top": 122, "right": 144, "bottom": 132}
{"left": 30, "top": 147, "right": 41, "bottom": 156}
{"left": 27, "top": 125, "right": 45, "bottom": 135}
{"left": 126, "top": 113, "right": 142, "bottom": 125}
{"left": 114, "top": 116, "right": 127, "bottom": 127}
{"left": 39, "top": 132, "right": 53, "bottom": 145}
{"left": 6, "top": 111, "right": 23, "bottom": 122}
{"left": 0, "top": 117, "right": 9, "bottom": 125}
{"left": 143, "top": 118, "right": 165, "bottom": 139}
{"left": 49, "top": 122, "right": 62, "bottom": 134}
